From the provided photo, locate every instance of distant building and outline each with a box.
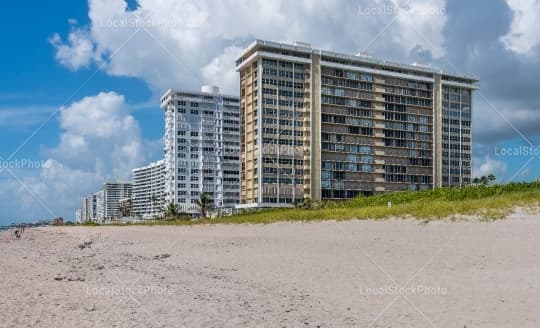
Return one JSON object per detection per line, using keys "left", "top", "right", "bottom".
{"left": 118, "top": 197, "right": 133, "bottom": 217}
{"left": 160, "top": 86, "right": 240, "bottom": 215}
{"left": 81, "top": 194, "right": 97, "bottom": 223}
{"left": 80, "top": 181, "right": 133, "bottom": 222}
{"left": 75, "top": 209, "right": 82, "bottom": 223}
{"left": 132, "top": 160, "right": 166, "bottom": 218}
{"left": 95, "top": 190, "right": 105, "bottom": 220}
{"left": 80, "top": 198, "right": 87, "bottom": 222}
{"left": 103, "top": 182, "right": 132, "bottom": 219}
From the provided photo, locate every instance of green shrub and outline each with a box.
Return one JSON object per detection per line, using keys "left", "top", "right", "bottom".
{"left": 77, "top": 182, "right": 540, "bottom": 226}
{"left": 81, "top": 221, "right": 100, "bottom": 226}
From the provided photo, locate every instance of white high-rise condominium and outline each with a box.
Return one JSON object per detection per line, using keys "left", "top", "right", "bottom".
{"left": 132, "top": 160, "right": 166, "bottom": 218}
{"left": 160, "top": 86, "right": 240, "bottom": 215}
{"left": 95, "top": 190, "right": 105, "bottom": 220}
{"left": 80, "top": 191, "right": 102, "bottom": 222}
{"left": 103, "top": 182, "right": 132, "bottom": 219}
{"left": 75, "top": 209, "right": 82, "bottom": 224}
{"left": 79, "top": 182, "right": 132, "bottom": 222}
{"left": 80, "top": 194, "right": 96, "bottom": 223}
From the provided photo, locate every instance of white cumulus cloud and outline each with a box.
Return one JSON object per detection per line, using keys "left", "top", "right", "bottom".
{"left": 474, "top": 157, "right": 508, "bottom": 180}
{"left": 49, "top": 28, "right": 96, "bottom": 70}
{"left": 1, "top": 92, "right": 158, "bottom": 221}
{"left": 501, "top": 0, "right": 540, "bottom": 55}
{"left": 201, "top": 45, "right": 243, "bottom": 95}
{"left": 49, "top": 0, "right": 450, "bottom": 94}
{"left": 49, "top": 91, "right": 146, "bottom": 179}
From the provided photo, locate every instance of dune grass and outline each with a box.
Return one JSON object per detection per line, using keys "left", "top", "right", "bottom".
{"left": 94, "top": 182, "right": 540, "bottom": 227}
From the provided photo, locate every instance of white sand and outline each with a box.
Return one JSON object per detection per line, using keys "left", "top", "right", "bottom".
{"left": 1, "top": 215, "right": 540, "bottom": 327}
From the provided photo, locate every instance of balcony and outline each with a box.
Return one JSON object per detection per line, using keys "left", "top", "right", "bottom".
{"left": 374, "top": 86, "right": 386, "bottom": 93}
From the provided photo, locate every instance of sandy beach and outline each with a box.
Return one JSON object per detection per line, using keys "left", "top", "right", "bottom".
{"left": 1, "top": 215, "right": 540, "bottom": 327}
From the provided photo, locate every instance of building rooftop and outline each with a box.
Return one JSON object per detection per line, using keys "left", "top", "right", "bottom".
{"left": 133, "top": 159, "right": 165, "bottom": 172}
{"left": 160, "top": 86, "right": 239, "bottom": 104}
{"left": 236, "top": 39, "right": 479, "bottom": 83}
{"left": 104, "top": 181, "right": 133, "bottom": 185}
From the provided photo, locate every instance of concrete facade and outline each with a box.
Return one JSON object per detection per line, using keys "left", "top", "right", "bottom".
{"left": 103, "top": 182, "right": 132, "bottom": 219}
{"left": 80, "top": 182, "right": 132, "bottom": 222}
{"left": 236, "top": 40, "right": 478, "bottom": 207}
{"left": 160, "top": 86, "right": 240, "bottom": 215}
{"left": 132, "top": 160, "right": 166, "bottom": 218}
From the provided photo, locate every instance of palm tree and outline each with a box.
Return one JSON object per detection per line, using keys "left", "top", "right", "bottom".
{"left": 480, "top": 176, "right": 489, "bottom": 186}
{"left": 196, "top": 192, "right": 213, "bottom": 218}
{"left": 487, "top": 174, "right": 496, "bottom": 185}
{"left": 119, "top": 200, "right": 132, "bottom": 217}
{"left": 472, "top": 177, "right": 480, "bottom": 186}
{"left": 164, "top": 201, "right": 179, "bottom": 219}
{"left": 295, "top": 197, "right": 321, "bottom": 209}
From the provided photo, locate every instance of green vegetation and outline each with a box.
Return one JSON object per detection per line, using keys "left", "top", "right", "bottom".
{"left": 195, "top": 192, "right": 213, "bottom": 218}
{"left": 163, "top": 201, "right": 179, "bottom": 219}
{"left": 83, "top": 182, "right": 540, "bottom": 227}
{"left": 472, "top": 174, "right": 497, "bottom": 186}
{"left": 81, "top": 221, "right": 101, "bottom": 226}
{"left": 162, "top": 201, "right": 192, "bottom": 221}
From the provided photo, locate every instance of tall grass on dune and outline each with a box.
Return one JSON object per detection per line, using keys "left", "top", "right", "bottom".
{"left": 96, "top": 182, "right": 540, "bottom": 226}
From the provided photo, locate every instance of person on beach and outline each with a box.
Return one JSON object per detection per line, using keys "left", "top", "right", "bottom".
{"left": 13, "top": 229, "right": 21, "bottom": 240}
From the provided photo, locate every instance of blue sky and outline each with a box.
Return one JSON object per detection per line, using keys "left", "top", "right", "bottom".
{"left": 1, "top": 0, "right": 539, "bottom": 225}
{"left": 0, "top": 1, "right": 160, "bottom": 152}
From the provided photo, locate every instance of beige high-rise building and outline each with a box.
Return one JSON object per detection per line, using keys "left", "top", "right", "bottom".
{"left": 235, "top": 40, "right": 478, "bottom": 208}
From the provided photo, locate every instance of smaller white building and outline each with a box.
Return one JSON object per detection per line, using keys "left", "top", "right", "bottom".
{"left": 80, "top": 194, "right": 97, "bottom": 223}
{"left": 95, "top": 190, "right": 105, "bottom": 221}
{"left": 132, "top": 160, "right": 166, "bottom": 219}
{"left": 160, "top": 86, "right": 240, "bottom": 215}
{"left": 80, "top": 182, "right": 133, "bottom": 223}
{"left": 103, "top": 182, "right": 132, "bottom": 219}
